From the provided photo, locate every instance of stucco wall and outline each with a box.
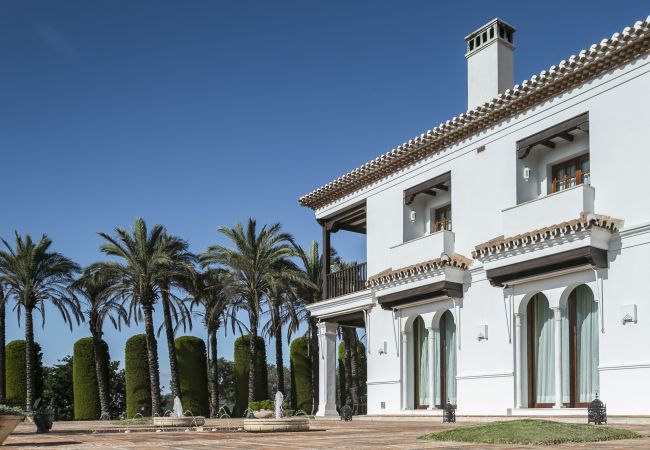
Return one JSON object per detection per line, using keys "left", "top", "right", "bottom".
{"left": 313, "top": 53, "right": 650, "bottom": 415}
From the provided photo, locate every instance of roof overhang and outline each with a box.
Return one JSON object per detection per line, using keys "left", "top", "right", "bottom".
{"left": 298, "top": 17, "right": 650, "bottom": 210}
{"left": 377, "top": 280, "right": 463, "bottom": 310}
{"left": 485, "top": 245, "right": 607, "bottom": 287}
{"left": 516, "top": 112, "right": 589, "bottom": 159}
{"left": 317, "top": 200, "right": 366, "bottom": 234}
{"left": 404, "top": 171, "right": 451, "bottom": 205}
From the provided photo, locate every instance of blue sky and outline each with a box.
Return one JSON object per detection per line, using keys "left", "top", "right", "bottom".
{"left": 1, "top": 1, "right": 647, "bottom": 391}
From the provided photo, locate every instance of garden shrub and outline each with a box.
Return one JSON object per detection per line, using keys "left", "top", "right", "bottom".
{"left": 6, "top": 340, "right": 43, "bottom": 408}
{"left": 125, "top": 334, "right": 150, "bottom": 418}
{"left": 73, "top": 337, "right": 109, "bottom": 420}
{"left": 289, "top": 336, "right": 312, "bottom": 413}
{"left": 233, "top": 335, "right": 268, "bottom": 416}
{"left": 175, "top": 336, "right": 209, "bottom": 416}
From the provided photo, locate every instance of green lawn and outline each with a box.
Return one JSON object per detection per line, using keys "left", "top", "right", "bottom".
{"left": 419, "top": 419, "right": 641, "bottom": 445}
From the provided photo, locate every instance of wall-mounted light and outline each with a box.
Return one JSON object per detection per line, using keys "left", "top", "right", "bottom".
{"left": 409, "top": 210, "right": 417, "bottom": 223}
{"left": 621, "top": 304, "right": 637, "bottom": 325}
{"left": 476, "top": 324, "right": 488, "bottom": 341}
{"left": 523, "top": 167, "right": 531, "bottom": 181}
{"left": 378, "top": 340, "right": 388, "bottom": 355}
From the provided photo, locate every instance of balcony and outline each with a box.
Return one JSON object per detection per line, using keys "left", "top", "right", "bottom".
{"left": 390, "top": 230, "right": 455, "bottom": 270}
{"left": 325, "top": 262, "right": 367, "bottom": 299}
{"left": 503, "top": 184, "right": 595, "bottom": 237}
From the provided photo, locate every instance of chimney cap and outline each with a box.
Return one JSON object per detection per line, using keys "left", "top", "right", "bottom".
{"left": 465, "top": 18, "right": 516, "bottom": 56}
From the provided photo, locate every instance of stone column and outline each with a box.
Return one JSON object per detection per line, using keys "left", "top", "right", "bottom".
{"left": 552, "top": 307, "right": 563, "bottom": 409}
{"left": 401, "top": 331, "right": 408, "bottom": 410}
{"left": 427, "top": 327, "right": 435, "bottom": 410}
{"left": 316, "top": 321, "right": 339, "bottom": 416}
{"left": 514, "top": 313, "right": 523, "bottom": 409}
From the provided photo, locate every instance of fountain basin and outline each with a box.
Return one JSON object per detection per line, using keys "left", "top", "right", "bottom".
{"left": 152, "top": 416, "right": 205, "bottom": 427}
{"left": 243, "top": 417, "right": 309, "bottom": 433}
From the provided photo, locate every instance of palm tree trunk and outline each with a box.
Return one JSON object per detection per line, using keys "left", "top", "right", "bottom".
{"left": 161, "top": 292, "right": 181, "bottom": 399}
{"left": 349, "top": 330, "right": 360, "bottom": 407}
{"left": 24, "top": 307, "right": 35, "bottom": 410}
{"left": 273, "top": 304, "right": 285, "bottom": 395}
{"left": 91, "top": 329, "right": 111, "bottom": 419}
{"left": 247, "top": 310, "right": 258, "bottom": 405}
{"left": 0, "top": 287, "right": 6, "bottom": 404}
{"left": 208, "top": 327, "right": 219, "bottom": 418}
{"left": 343, "top": 328, "right": 353, "bottom": 406}
{"left": 309, "top": 318, "right": 319, "bottom": 414}
{"left": 143, "top": 303, "right": 162, "bottom": 416}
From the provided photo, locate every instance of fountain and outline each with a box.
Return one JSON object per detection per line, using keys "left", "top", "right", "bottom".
{"left": 243, "top": 391, "right": 309, "bottom": 433}
{"left": 152, "top": 396, "right": 205, "bottom": 428}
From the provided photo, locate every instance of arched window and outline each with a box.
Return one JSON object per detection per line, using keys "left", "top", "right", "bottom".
{"left": 413, "top": 316, "right": 429, "bottom": 408}
{"left": 527, "top": 293, "right": 554, "bottom": 407}
{"left": 438, "top": 310, "right": 456, "bottom": 406}
{"left": 566, "top": 284, "right": 599, "bottom": 407}
{"left": 526, "top": 287, "right": 599, "bottom": 408}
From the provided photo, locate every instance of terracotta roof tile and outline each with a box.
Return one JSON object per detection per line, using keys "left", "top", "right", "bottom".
{"left": 299, "top": 16, "right": 650, "bottom": 210}
{"left": 367, "top": 253, "right": 472, "bottom": 287}
{"left": 472, "top": 212, "right": 622, "bottom": 258}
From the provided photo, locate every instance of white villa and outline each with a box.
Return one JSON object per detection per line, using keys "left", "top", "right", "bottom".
{"left": 300, "top": 15, "right": 650, "bottom": 417}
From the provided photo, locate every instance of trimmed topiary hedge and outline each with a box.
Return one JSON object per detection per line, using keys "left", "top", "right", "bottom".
{"left": 73, "top": 337, "right": 110, "bottom": 420}
{"left": 6, "top": 340, "right": 43, "bottom": 408}
{"left": 125, "top": 334, "right": 151, "bottom": 418}
{"left": 290, "top": 336, "right": 312, "bottom": 414}
{"left": 175, "top": 336, "right": 209, "bottom": 416}
{"left": 233, "top": 335, "right": 268, "bottom": 417}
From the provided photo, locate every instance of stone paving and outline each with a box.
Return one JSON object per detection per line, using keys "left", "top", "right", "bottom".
{"left": 3, "top": 418, "right": 650, "bottom": 449}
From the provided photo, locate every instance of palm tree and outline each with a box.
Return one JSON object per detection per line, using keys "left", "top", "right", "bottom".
{"left": 262, "top": 281, "right": 293, "bottom": 395}
{"left": 186, "top": 269, "right": 230, "bottom": 417}
{"left": 293, "top": 241, "right": 335, "bottom": 413}
{"left": 93, "top": 218, "right": 170, "bottom": 415}
{"left": 0, "top": 233, "right": 81, "bottom": 409}
{"left": 0, "top": 284, "right": 6, "bottom": 404}
{"left": 200, "top": 218, "right": 299, "bottom": 404}
{"left": 157, "top": 233, "right": 196, "bottom": 401}
{"left": 71, "top": 269, "right": 128, "bottom": 419}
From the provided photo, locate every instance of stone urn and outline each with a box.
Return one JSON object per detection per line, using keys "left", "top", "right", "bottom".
{"left": 33, "top": 408, "right": 54, "bottom": 434}
{"left": 0, "top": 415, "right": 25, "bottom": 444}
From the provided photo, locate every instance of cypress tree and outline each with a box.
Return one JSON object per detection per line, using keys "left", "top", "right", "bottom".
{"left": 289, "top": 336, "right": 313, "bottom": 414}
{"left": 73, "top": 337, "right": 109, "bottom": 420}
{"left": 233, "top": 335, "right": 267, "bottom": 416}
{"left": 6, "top": 340, "right": 43, "bottom": 408}
{"left": 125, "top": 334, "right": 151, "bottom": 418}
{"left": 175, "top": 336, "right": 209, "bottom": 416}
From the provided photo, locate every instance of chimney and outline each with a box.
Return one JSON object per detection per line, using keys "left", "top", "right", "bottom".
{"left": 465, "top": 18, "right": 516, "bottom": 110}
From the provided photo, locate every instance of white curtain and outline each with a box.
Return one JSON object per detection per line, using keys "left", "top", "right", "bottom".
{"left": 444, "top": 312, "right": 457, "bottom": 404}
{"left": 533, "top": 295, "right": 555, "bottom": 404}
{"left": 576, "top": 286, "right": 599, "bottom": 402}
{"left": 416, "top": 318, "right": 430, "bottom": 406}
{"left": 434, "top": 329, "right": 441, "bottom": 406}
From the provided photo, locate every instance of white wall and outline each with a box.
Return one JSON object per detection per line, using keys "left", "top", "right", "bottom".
{"left": 313, "top": 53, "right": 650, "bottom": 415}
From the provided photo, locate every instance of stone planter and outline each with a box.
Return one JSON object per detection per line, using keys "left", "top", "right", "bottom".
{"left": 243, "top": 417, "right": 310, "bottom": 433}
{"left": 252, "top": 410, "right": 273, "bottom": 419}
{"left": 0, "top": 415, "right": 24, "bottom": 444}
{"left": 152, "top": 416, "right": 205, "bottom": 427}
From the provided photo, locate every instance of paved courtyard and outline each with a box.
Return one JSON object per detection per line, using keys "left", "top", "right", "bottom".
{"left": 4, "top": 418, "right": 650, "bottom": 449}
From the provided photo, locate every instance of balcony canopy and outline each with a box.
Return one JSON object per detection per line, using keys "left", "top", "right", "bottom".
{"left": 377, "top": 280, "right": 463, "bottom": 310}
{"left": 318, "top": 200, "right": 366, "bottom": 234}
{"left": 517, "top": 112, "right": 589, "bottom": 159}
{"left": 404, "top": 171, "right": 451, "bottom": 205}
